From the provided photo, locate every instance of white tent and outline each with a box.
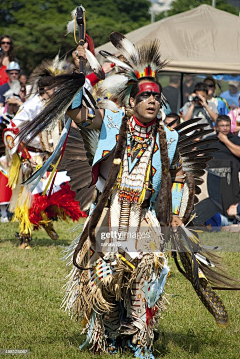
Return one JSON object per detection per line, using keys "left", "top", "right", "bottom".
{"left": 96, "top": 4, "right": 240, "bottom": 74}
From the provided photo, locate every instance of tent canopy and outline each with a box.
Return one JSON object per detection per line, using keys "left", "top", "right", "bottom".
{"left": 96, "top": 5, "right": 240, "bottom": 74}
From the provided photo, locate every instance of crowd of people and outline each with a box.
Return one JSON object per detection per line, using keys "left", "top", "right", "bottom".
{"left": 0, "top": 23, "right": 239, "bottom": 358}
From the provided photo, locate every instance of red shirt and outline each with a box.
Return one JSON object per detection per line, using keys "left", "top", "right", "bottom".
{"left": 0, "top": 66, "right": 9, "bottom": 86}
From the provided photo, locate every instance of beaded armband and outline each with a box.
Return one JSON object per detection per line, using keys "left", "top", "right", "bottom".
{"left": 171, "top": 182, "right": 184, "bottom": 215}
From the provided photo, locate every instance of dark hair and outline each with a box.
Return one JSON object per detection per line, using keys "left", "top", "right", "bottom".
{"left": 38, "top": 76, "right": 55, "bottom": 95}
{"left": 194, "top": 82, "right": 208, "bottom": 94}
{"left": 130, "top": 77, "right": 162, "bottom": 99}
{"left": 165, "top": 112, "right": 180, "bottom": 125}
{"left": 203, "top": 76, "right": 215, "bottom": 87}
{"left": 0, "top": 35, "right": 14, "bottom": 61}
{"left": 216, "top": 115, "right": 231, "bottom": 126}
{"left": 169, "top": 75, "right": 180, "bottom": 84}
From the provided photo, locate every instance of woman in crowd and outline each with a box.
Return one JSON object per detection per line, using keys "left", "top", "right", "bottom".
{"left": 0, "top": 35, "right": 15, "bottom": 67}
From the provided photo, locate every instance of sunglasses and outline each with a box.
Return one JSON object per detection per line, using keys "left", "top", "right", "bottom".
{"left": 205, "top": 84, "right": 215, "bottom": 88}
{"left": 1, "top": 41, "right": 10, "bottom": 45}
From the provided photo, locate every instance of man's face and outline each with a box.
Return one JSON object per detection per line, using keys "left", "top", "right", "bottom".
{"left": 229, "top": 85, "right": 238, "bottom": 95}
{"left": 7, "top": 70, "right": 20, "bottom": 82}
{"left": 164, "top": 117, "right": 177, "bottom": 128}
{"left": 7, "top": 102, "right": 19, "bottom": 115}
{"left": 194, "top": 90, "right": 207, "bottom": 105}
{"left": 130, "top": 81, "right": 161, "bottom": 124}
{"left": 216, "top": 120, "right": 231, "bottom": 135}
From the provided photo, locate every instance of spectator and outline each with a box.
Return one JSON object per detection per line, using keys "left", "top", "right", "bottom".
{"left": 0, "top": 61, "right": 20, "bottom": 106}
{"left": 206, "top": 115, "right": 240, "bottom": 164}
{"left": 0, "top": 48, "right": 9, "bottom": 86}
{"left": 194, "top": 115, "right": 240, "bottom": 228}
{"left": 162, "top": 75, "right": 181, "bottom": 113}
{"left": 19, "top": 73, "right": 28, "bottom": 86}
{"left": 0, "top": 35, "right": 15, "bottom": 67}
{"left": 19, "top": 84, "right": 27, "bottom": 103}
{"left": 181, "top": 82, "right": 218, "bottom": 131}
{"left": 228, "top": 94, "right": 240, "bottom": 136}
{"left": 220, "top": 80, "right": 240, "bottom": 110}
{"left": 183, "top": 74, "right": 195, "bottom": 104}
{"left": 203, "top": 76, "right": 229, "bottom": 115}
{"left": 164, "top": 112, "right": 181, "bottom": 128}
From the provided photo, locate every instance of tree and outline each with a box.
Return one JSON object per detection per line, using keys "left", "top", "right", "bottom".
{"left": 0, "top": 0, "right": 151, "bottom": 74}
{"left": 155, "top": 0, "right": 239, "bottom": 21}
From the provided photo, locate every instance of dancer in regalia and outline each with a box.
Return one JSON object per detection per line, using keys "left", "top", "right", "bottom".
{"left": 17, "top": 31, "right": 237, "bottom": 357}
{"left": 3, "top": 57, "right": 85, "bottom": 248}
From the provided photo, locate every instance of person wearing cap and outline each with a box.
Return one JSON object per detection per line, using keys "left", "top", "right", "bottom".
{"left": 0, "top": 48, "right": 9, "bottom": 86}
{"left": 0, "top": 61, "right": 20, "bottom": 107}
{"left": 220, "top": 80, "right": 240, "bottom": 110}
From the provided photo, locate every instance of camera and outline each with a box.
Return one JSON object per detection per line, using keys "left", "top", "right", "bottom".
{"left": 193, "top": 95, "right": 201, "bottom": 102}
{"left": 188, "top": 95, "right": 201, "bottom": 102}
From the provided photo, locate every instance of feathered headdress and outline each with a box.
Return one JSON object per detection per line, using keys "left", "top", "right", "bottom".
{"left": 98, "top": 32, "right": 168, "bottom": 106}
{"left": 27, "top": 54, "right": 73, "bottom": 98}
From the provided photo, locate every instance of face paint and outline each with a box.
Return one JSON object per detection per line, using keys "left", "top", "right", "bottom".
{"left": 135, "top": 82, "right": 161, "bottom": 105}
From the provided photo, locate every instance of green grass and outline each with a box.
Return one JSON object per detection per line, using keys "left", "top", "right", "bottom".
{"left": 0, "top": 221, "right": 240, "bottom": 358}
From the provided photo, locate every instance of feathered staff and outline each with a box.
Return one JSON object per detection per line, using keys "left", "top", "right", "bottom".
{"left": 18, "top": 6, "right": 104, "bottom": 144}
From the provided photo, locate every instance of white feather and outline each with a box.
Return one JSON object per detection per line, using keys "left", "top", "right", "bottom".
{"left": 85, "top": 49, "right": 104, "bottom": 78}
{"left": 67, "top": 19, "right": 75, "bottom": 34}
{"left": 99, "top": 74, "right": 128, "bottom": 94}
{"left": 110, "top": 32, "right": 139, "bottom": 67}
{"left": 99, "top": 51, "right": 133, "bottom": 72}
{"left": 97, "top": 99, "right": 120, "bottom": 112}
{"left": 195, "top": 253, "right": 215, "bottom": 267}
{"left": 66, "top": 8, "right": 77, "bottom": 34}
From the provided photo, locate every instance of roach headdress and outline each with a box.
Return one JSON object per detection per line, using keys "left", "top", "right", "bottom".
{"left": 98, "top": 32, "right": 168, "bottom": 106}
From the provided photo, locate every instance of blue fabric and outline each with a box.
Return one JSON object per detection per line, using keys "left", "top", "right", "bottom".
{"left": 144, "top": 265, "right": 169, "bottom": 308}
{"left": 220, "top": 90, "right": 240, "bottom": 108}
{"left": 216, "top": 97, "right": 229, "bottom": 115}
{"left": 92, "top": 110, "right": 179, "bottom": 209}
{"left": 205, "top": 212, "right": 221, "bottom": 231}
{"left": 71, "top": 89, "right": 83, "bottom": 109}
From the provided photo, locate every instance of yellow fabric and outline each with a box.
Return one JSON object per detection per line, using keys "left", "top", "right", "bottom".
{"left": 42, "top": 155, "right": 62, "bottom": 196}
{"left": 13, "top": 187, "right": 32, "bottom": 236}
{"left": 7, "top": 153, "right": 21, "bottom": 189}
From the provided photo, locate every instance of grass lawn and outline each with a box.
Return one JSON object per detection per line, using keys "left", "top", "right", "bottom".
{"left": 0, "top": 221, "right": 240, "bottom": 359}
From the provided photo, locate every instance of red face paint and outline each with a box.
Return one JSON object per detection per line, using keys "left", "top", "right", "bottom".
{"left": 136, "top": 82, "right": 160, "bottom": 97}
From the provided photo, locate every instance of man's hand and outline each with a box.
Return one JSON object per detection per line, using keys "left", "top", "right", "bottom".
{"left": 227, "top": 203, "right": 238, "bottom": 217}
{"left": 72, "top": 43, "right": 87, "bottom": 70}
{"left": 6, "top": 98, "right": 23, "bottom": 107}
{"left": 218, "top": 132, "right": 228, "bottom": 143}
{"left": 171, "top": 215, "right": 183, "bottom": 231}
{"left": 197, "top": 93, "right": 208, "bottom": 107}
{"left": 102, "top": 62, "right": 114, "bottom": 74}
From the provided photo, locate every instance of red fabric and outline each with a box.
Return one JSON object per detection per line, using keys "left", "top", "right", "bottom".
{"left": 133, "top": 115, "right": 157, "bottom": 128}
{"left": 86, "top": 72, "right": 100, "bottom": 87}
{"left": 85, "top": 33, "right": 95, "bottom": 56}
{"left": 0, "top": 171, "right": 12, "bottom": 203}
{"left": 0, "top": 66, "right": 8, "bottom": 86}
{"left": 29, "top": 183, "right": 87, "bottom": 226}
{"left": 146, "top": 306, "right": 158, "bottom": 327}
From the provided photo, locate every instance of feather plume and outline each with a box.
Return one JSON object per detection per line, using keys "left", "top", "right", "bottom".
{"left": 18, "top": 73, "right": 85, "bottom": 144}
{"left": 98, "top": 74, "right": 128, "bottom": 96}
{"left": 85, "top": 49, "right": 105, "bottom": 80}
{"left": 99, "top": 51, "right": 133, "bottom": 72}
{"left": 109, "top": 32, "right": 139, "bottom": 67}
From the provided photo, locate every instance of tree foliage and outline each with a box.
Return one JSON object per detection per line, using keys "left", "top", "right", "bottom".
{"left": 0, "top": 0, "right": 151, "bottom": 74}
{"left": 156, "top": 0, "right": 239, "bottom": 21}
